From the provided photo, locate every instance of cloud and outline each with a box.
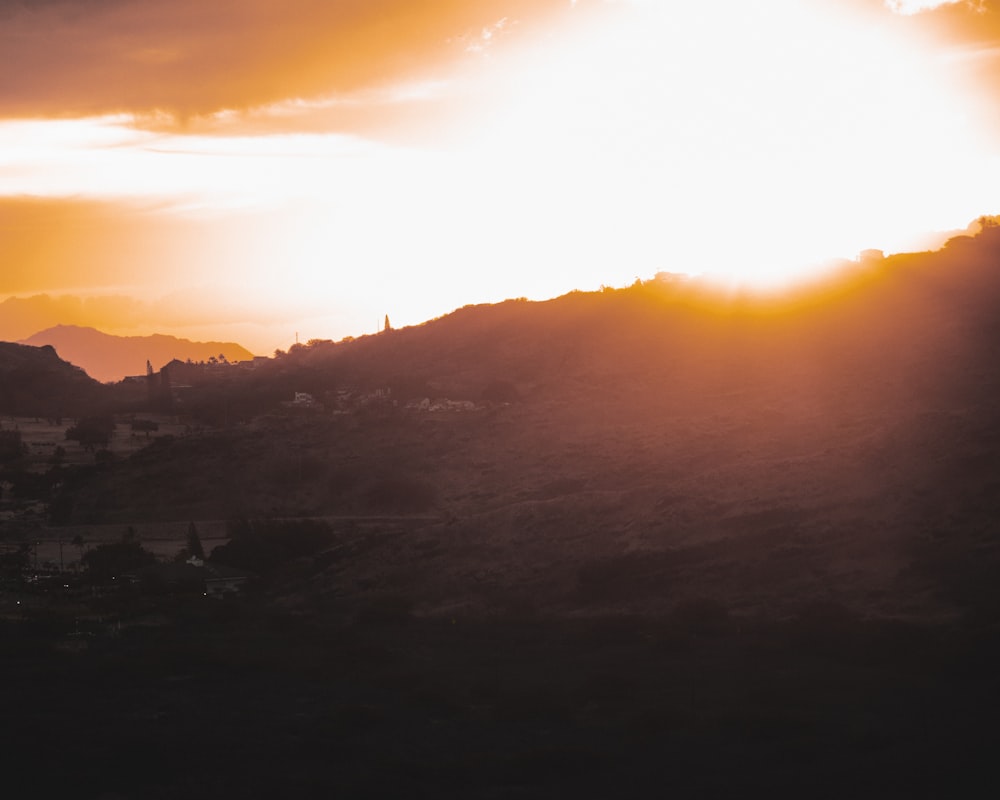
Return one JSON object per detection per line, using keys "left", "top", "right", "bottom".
{"left": 0, "top": 0, "right": 570, "bottom": 130}
{"left": 885, "top": 0, "right": 983, "bottom": 13}
{"left": 919, "top": 2, "right": 1000, "bottom": 135}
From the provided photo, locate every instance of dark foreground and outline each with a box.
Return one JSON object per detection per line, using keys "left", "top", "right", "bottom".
{"left": 3, "top": 598, "right": 998, "bottom": 799}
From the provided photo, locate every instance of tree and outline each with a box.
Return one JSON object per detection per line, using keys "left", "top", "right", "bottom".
{"left": 384, "top": 314, "right": 392, "bottom": 332}
{"left": 82, "top": 539, "right": 155, "bottom": 582}
{"left": 0, "top": 429, "right": 26, "bottom": 464}
{"left": 71, "top": 534, "right": 86, "bottom": 566}
{"left": 65, "top": 416, "right": 115, "bottom": 452}
{"left": 130, "top": 418, "right": 159, "bottom": 437}
{"left": 174, "top": 522, "right": 207, "bottom": 563}
{"left": 0, "top": 544, "right": 30, "bottom": 579}
{"left": 186, "top": 522, "right": 205, "bottom": 560}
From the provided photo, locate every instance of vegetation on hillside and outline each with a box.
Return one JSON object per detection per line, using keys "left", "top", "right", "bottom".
{"left": 2, "top": 226, "right": 1000, "bottom": 797}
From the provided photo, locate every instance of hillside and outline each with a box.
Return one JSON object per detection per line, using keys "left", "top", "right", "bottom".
{"left": 20, "top": 325, "right": 255, "bottom": 383}
{"left": 5, "top": 230, "right": 1000, "bottom": 798}
{"left": 51, "top": 227, "right": 1000, "bottom": 623}
{"left": 0, "top": 341, "right": 108, "bottom": 417}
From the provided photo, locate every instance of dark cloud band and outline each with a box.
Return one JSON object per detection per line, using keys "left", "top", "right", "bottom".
{"left": 0, "top": 0, "right": 569, "bottom": 123}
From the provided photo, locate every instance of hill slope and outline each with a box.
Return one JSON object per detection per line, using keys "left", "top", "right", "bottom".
{"left": 54, "top": 227, "right": 1000, "bottom": 624}
{"left": 9, "top": 229, "right": 1000, "bottom": 799}
{"left": 20, "top": 325, "right": 255, "bottom": 383}
{"left": 0, "top": 341, "right": 108, "bottom": 417}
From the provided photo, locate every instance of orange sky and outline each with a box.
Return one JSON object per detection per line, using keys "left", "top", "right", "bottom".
{"left": 2, "top": 0, "right": 1000, "bottom": 355}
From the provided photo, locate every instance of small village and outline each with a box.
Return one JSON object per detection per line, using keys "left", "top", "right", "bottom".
{"left": 0, "top": 364, "right": 487, "bottom": 646}
{"left": 0, "top": 515, "right": 255, "bottom": 651}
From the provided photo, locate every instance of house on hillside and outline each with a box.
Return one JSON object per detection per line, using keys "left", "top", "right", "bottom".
{"left": 858, "top": 249, "right": 885, "bottom": 263}
{"left": 282, "top": 392, "right": 323, "bottom": 411}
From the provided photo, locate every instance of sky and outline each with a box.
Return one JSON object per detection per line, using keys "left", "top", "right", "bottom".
{"left": 2, "top": 0, "right": 1000, "bottom": 355}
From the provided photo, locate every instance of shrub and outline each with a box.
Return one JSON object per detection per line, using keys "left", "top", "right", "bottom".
{"left": 65, "top": 416, "right": 115, "bottom": 451}
{"left": 0, "top": 429, "right": 27, "bottom": 464}
{"left": 82, "top": 540, "right": 156, "bottom": 582}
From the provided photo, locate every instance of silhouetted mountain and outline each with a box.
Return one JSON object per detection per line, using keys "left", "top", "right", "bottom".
{"left": 0, "top": 341, "right": 108, "bottom": 417}
{"left": 20, "top": 325, "right": 255, "bottom": 383}
{"left": 53, "top": 225, "right": 1000, "bottom": 623}
{"left": 233, "top": 226, "right": 1000, "bottom": 416}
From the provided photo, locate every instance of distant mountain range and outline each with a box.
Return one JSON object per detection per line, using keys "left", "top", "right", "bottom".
{"left": 19, "top": 325, "right": 255, "bottom": 383}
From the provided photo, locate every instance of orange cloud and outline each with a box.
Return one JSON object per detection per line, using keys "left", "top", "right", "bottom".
{"left": 0, "top": 0, "right": 571, "bottom": 128}
{"left": 901, "top": 0, "right": 1000, "bottom": 138}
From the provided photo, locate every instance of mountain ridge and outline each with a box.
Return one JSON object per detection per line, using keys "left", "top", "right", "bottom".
{"left": 37, "top": 226, "right": 1000, "bottom": 624}
{"left": 19, "top": 324, "right": 255, "bottom": 383}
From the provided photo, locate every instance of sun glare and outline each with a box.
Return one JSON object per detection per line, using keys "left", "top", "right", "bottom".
{"left": 446, "top": 0, "right": 998, "bottom": 292}
{"left": 2, "top": 0, "right": 998, "bottom": 349}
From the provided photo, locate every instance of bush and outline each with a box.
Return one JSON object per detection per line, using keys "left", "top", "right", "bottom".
{"left": 82, "top": 539, "right": 156, "bottom": 582}
{"left": 0, "top": 429, "right": 27, "bottom": 464}
{"left": 65, "top": 416, "right": 115, "bottom": 451}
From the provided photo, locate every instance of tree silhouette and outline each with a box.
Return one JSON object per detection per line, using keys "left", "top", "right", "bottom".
{"left": 71, "top": 534, "right": 86, "bottom": 565}
{"left": 131, "top": 418, "right": 159, "bottom": 438}
{"left": 82, "top": 539, "right": 154, "bottom": 582}
{"left": 65, "top": 416, "right": 115, "bottom": 452}
{"left": 0, "top": 428, "right": 26, "bottom": 464}
{"left": 186, "top": 522, "right": 205, "bottom": 560}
